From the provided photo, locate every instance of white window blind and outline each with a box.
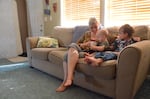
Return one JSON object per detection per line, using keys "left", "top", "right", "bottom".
{"left": 62, "top": 0, "right": 100, "bottom": 26}
{"left": 107, "top": 0, "right": 150, "bottom": 26}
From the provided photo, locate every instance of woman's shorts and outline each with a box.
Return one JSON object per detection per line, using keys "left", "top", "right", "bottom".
{"left": 63, "top": 43, "right": 86, "bottom": 62}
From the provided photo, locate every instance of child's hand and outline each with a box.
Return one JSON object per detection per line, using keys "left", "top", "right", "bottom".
{"left": 84, "top": 52, "right": 93, "bottom": 57}
{"left": 89, "top": 45, "right": 97, "bottom": 50}
{"left": 112, "top": 52, "right": 120, "bottom": 55}
{"left": 83, "top": 41, "right": 91, "bottom": 47}
{"left": 133, "top": 37, "right": 141, "bottom": 41}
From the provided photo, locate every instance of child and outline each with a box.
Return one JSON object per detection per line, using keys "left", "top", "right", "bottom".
{"left": 84, "top": 29, "right": 109, "bottom": 57}
{"left": 95, "top": 29, "right": 109, "bottom": 48}
{"left": 85, "top": 24, "right": 137, "bottom": 66}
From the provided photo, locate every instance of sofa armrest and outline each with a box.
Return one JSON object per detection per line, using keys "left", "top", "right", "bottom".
{"left": 116, "top": 40, "right": 150, "bottom": 99}
{"left": 26, "top": 37, "right": 39, "bottom": 49}
{"left": 26, "top": 37, "right": 39, "bottom": 65}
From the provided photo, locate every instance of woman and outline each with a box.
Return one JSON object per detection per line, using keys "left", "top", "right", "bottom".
{"left": 56, "top": 17, "right": 105, "bottom": 92}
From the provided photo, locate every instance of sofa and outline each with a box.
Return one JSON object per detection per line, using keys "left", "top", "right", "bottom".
{"left": 26, "top": 25, "right": 150, "bottom": 99}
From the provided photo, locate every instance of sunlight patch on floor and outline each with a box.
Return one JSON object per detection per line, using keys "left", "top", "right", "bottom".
{"left": 0, "top": 62, "right": 29, "bottom": 72}
{"left": 8, "top": 56, "right": 28, "bottom": 63}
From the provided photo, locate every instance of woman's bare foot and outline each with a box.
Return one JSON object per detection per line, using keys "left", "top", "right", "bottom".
{"left": 56, "top": 83, "right": 67, "bottom": 92}
{"left": 64, "top": 80, "right": 72, "bottom": 87}
{"left": 85, "top": 56, "right": 103, "bottom": 66}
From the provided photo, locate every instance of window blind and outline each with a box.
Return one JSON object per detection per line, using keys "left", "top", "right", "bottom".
{"left": 107, "top": 0, "right": 150, "bottom": 26}
{"left": 62, "top": 0, "right": 100, "bottom": 26}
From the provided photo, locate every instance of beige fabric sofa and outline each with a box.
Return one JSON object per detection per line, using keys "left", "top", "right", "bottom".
{"left": 26, "top": 25, "right": 150, "bottom": 99}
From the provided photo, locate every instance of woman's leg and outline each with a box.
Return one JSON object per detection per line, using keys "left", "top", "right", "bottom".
{"left": 56, "top": 61, "right": 68, "bottom": 92}
{"left": 64, "top": 47, "right": 79, "bottom": 86}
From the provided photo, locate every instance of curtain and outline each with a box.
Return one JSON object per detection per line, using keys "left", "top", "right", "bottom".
{"left": 107, "top": 0, "right": 150, "bottom": 26}
{"left": 62, "top": 0, "right": 100, "bottom": 26}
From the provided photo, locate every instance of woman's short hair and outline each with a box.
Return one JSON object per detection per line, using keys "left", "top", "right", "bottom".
{"left": 88, "top": 17, "right": 98, "bottom": 27}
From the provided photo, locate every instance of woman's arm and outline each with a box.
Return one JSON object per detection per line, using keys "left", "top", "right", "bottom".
{"left": 79, "top": 42, "right": 90, "bottom": 49}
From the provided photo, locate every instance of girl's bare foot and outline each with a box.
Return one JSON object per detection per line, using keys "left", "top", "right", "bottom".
{"left": 84, "top": 56, "right": 92, "bottom": 64}
{"left": 85, "top": 56, "right": 103, "bottom": 66}
{"left": 56, "top": 83, "right": 67, "bottom": 92}
{"left": 64, "top": 80, "right": 72, "bottom": 87}
{"left": 84, "top": 53, "right": 90, "bottom": 56}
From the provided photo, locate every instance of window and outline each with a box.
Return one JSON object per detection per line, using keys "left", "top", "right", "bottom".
{"left": 106, "top": 0, "right": 150, "bottom": 26}
{"left": 61, "top": 0, "right": 100, "bottom": 26}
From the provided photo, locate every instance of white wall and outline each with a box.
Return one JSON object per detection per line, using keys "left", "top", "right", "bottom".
{"left": 26, "top": 0, "right": 44, "bottom": 37}
{"left": 0, "top": 0, "right": 22, "bottom": 58}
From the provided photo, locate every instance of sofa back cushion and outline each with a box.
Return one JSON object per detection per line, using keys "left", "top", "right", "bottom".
{"left": 71, "top": 26, "right": 89, "bottom": 43}
{"left": 51, "top": 26, "right": 74, "bottom": 47}
{"left": 50, "top": 25, "right": 150, "bottom": 47}
{"left": 106, "top": 25, "right": 150, "bottom": 44}
{"left": 106, "top": 26, "right": 119, "bottom": 44}
{"left": 133, "top": 25, "right": 150, "bottom": 40}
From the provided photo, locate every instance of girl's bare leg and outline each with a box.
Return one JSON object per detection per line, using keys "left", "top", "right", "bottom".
{"left": 64, "top": 48, "right": 79, "bottom": 86}
{"left": 56, "top": 62, "right": 68, "bottom": 92}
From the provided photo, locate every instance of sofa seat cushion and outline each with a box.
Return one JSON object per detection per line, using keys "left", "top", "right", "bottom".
{"left": 48, "top": 50, "right": 67, "bottom": 65}
{"left": 76, "top": 58, "right": 117, "bottom": 80}
{"left": 31, "top": 48, "right": 67, "bottom": 60}
{"left": 49, "top": 50, "right": 116, "bottom": 80}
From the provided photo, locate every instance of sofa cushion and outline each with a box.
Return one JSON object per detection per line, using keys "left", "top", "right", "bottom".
{"left": 31, "top": 48, "right": 67, "bottom": 60}
{"left": 48, "top": 50, "right": 116, "bottom": 80}
{"left": 106, "top": 25, "right": 150, "bottom": 43}
{"left": 133, "top": 25, "right": 149, "bottom": 40}
{"left": 48, "top": 50, "right": 67, "bottom": 65}
{"left": 51, "top": 26, "right": 74, "bottom": 47}
{"left": 76, "top": 58, "right": 117, "bottom": 80}
{"left": 106, "top": 26, "right": 119, "bottom": 44}
{"left": 72, "top": 26, "right": 89, "bottom": 43}
{"left": 36, "top": 37, "right": 59, "bottom": 48}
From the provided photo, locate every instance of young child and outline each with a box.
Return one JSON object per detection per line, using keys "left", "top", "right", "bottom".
{"left": 85, "top": 24, "right": 137, "bottom": 66}
{"left": 84, "top": 29, "right": 109, "bottom": 57}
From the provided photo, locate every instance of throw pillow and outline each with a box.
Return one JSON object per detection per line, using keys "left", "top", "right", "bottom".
{"left": 71, "top": 26, "right": 89, "bottom": 43}
{"left": 37, "top": 37, "right": 59, "bottom": 48}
